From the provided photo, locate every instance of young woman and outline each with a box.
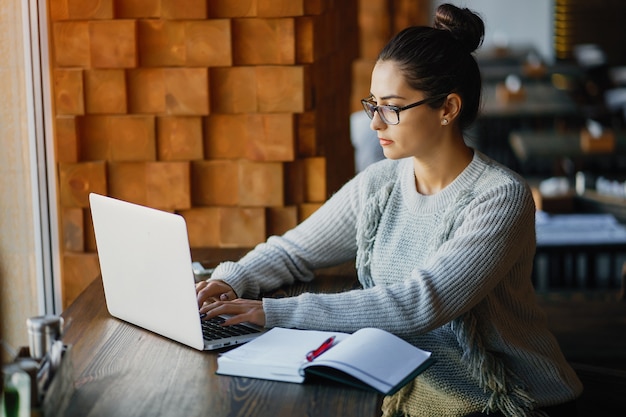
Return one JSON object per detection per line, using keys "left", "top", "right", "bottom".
{"left": 197, "top": 4, "right": 582, "bottom": 416}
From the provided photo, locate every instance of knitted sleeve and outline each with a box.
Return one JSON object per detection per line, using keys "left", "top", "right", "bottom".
{"left": 263, "top": 171, "right": 537, "bottom": 335}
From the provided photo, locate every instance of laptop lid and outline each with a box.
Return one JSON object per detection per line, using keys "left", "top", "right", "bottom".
{"left": 89, "top": 193, "right": 263, "bottom": 351}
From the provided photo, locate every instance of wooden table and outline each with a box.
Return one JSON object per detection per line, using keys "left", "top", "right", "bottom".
{"left": 45, "top": 276, "right": 382, "bottom": 417}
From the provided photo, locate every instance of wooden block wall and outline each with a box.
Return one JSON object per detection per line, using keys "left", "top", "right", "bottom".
{"left": 351, "top": 0, "right": 430, "bottom": 112}
{"left": 48, "top": 0, "right": 360, "bottom": 308}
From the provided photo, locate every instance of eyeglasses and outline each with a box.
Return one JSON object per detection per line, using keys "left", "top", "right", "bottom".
{"left": 361, "top": 93, "right": 449, "bottom": 125}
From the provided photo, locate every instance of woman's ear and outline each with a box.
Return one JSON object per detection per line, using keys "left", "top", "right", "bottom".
{"left": 441, "top": 93, "right": 462, "bottom": 124}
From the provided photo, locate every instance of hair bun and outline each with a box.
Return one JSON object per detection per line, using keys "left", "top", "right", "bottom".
{"left": 433, "top": 3, "right": 484, "bottom": 53}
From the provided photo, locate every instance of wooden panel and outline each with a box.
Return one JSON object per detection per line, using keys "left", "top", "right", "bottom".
{"left": 55, "top": 116, "right": 79, "bottom": 163}
{"left": 232, "top": 18, "right": 295, "bottom": 65}
{"left": 267, "top": 206, "right": 298, "bottom": 237}
{"left": 156, "top": 116, "right": 204, "bottom": 161}
{"left": 256, "top": 65, "right": 310, "bottom": 112}
{"left": 127, "top": 68, "right": 166, "bottom": 113}
{"left": 204, "top": 114, "right": 248, "bottom": 159}
{"left": 145, "top": 161, "right": 191, "bottom": 210}
{"left": 84, "top": 207, "right": 97, "bottom": 252}
{"left": 257, "top": 0, "right": 305, "bottom": 17}
{"left": 108, "top": 161, "right": 191, "bottom": 210}
{"left": 299, "top": 202, "right": 323, "bottom": 220}
{"left": 107, "top": 162, "right": 147, "bottom": 205}
{"left": 137, "top": 20, "right": 186, "bottom": 67}
{"left": 161, "top": 0, "right": 207, "bottom": 19}
{"left": 246, "top": 113, "right": 295, "bottom": 162}
{"left": 284, "top": 160, "right": 305, "bottom": 205}
{"left": 238, "top": 160, "right": 284, "bottom": 207}
{"left": 207, "top": 0, "right": 257, "bottom": 18}
{"left": 191, "top": 160, "right": 239, "bottom": 206}
{"left": 163, "top": 68, "right": 210, "bottom": 115}
{"left": 79, "top": 115, "right": 156, "bottom": 161}
{"left": 58, "top": 161, "right": 107, "bottom": 208}
{"left": 185, "top": 20, "right": 233, "bottom": 67}
{"left": 52, "top": 21, "right": 90, "bottom": 67}
{"left": 219, "top": 207, "right": 266, "bottom": 247}
{"left": 114, "top": 0, "right": 161, "bottom": 18}
{"left": 62, "top": 252, "right": 100, "bottom": 309}
{"left": 61, "top": 207, "right": 85, "bottom": 252}
{"left": 83, "top": 69, "right": 127, "bottom": 114}
{"left": 49, "top": 0, "right": 114, "bottom": 20}
{"left": 209, "top": 66, "right": 257, "bottom": 113}
{"left": 89, "top": 20, "right": 137, "bottom": 68}
{"left": 53, "top": 68, "right": 85, "bottom": 115}
{"left": 296, "top": 111, "right": 317, "bottom": 157}
{"left": 304, "top": 157, "right": 326, "bottom": 202}
{"left": 178, "top": 208, "right": 221, "bottom": 248}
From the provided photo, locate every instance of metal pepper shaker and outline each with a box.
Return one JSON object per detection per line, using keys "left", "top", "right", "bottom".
{"left": 26, "top": 315, "right": 64, "bottom": 360}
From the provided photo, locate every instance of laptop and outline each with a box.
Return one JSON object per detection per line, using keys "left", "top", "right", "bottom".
{"left": 89, "top": 193, "right": 266, "bottom": 350}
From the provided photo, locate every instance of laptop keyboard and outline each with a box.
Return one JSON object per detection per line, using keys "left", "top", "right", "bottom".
{"left": 201, "top": 316, "right": 262, "bottom": 341}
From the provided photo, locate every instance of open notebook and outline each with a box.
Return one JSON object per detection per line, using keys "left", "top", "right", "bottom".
{"left": 89, "top": 193, "right": 266, "bottom": 351}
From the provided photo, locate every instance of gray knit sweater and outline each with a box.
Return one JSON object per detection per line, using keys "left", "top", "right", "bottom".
{"left": 210, "top": 151, "right": 583, "bottom": 416}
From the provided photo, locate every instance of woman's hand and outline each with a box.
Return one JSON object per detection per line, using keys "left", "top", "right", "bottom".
{"left": 200, "top": 298, "right": 266, "bottom": 327}
{"left": 196, "top": 279, "right": 237, "bottom": 307}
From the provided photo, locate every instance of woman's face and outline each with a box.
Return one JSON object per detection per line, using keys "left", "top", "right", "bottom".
{"left": 367, "top": 60, "right": 444, "bottom": 160}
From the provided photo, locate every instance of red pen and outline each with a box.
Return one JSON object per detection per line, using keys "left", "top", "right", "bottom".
{"left": 306, "top": 336, "right": 336, "bottom": 362}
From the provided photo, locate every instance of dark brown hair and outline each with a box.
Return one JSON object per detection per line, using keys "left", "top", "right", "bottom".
{"left": 377, "top": 4, "right": 485, "bottom": 130}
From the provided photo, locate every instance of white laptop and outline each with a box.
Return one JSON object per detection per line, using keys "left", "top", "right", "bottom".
{"left": 89, "top": 193, "right": 265, "bottom": 351}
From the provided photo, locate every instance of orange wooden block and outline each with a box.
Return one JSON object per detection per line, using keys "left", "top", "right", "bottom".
{"left": 209, "top": 66, "right": 256, "bottom": 113}
{"left": 219, "top": 207, "right": 266, "bottom": 248}
{"left": 127, "top": 68, "right": 166, "bottom": 113}
{"left": 191, "top": 160, "right": 239, "bottom": 206}
{"left": 238, "top": 160, "right": 284, "bottom": 207}
{"left": 296, "top": 112, "right": 317, "bottom": 157}
{"left": 84, "top": 207, "right": 97, "bottom": 252}
{"left": 185, "top": 20, "right": 233, "bottom": 67}
{"left": 58, "top": 161, "right": 107, "bottom": 208}
{"left": 304, "top": 157, "right": 326, "bottom": 202}
{"left": 256, "top": 65, "right": 310, "bottom": 112}
{"left": 351, "top": 58, "right": 376, "bottom": 112}
{"left": 145, "top": 161, "right": 191, "bottom": 210}
{"left": 156, "top": 116, "right": 204, "bottom": 161}
{"left": 50, "top": 0, "right": 114, "bottom": 20}
{"left": 107, "top": 162, "right": 147, "bottom": 205}
{"left": 52, "top": 22, "right": 90, "bottom": 67}
{"left": 246, "top": 113, "right": 295, "bottom": 162}
{"left": 204, "top": 114, "right": 248, "bottom": 159}
{"left": 54, "top": 68, "right": 85, "bottom": 115}
{"left": 295, "top": 17, "right": 315, "bottom": 64}
{"left": 137, "top": 20, "right": 186, "bottom": 67}
{"left": 108, "top": 161, "right": 191, "bottom": 210}
{"left": 284, "top": 160, "right": 305, "bottom": 205}
{"left": 89, "top": 20, "right": 137, "bottom": 68}
{"left": 232, "top": 18, "right": 295, "bottom": 65}
{"left": 267, "top": 206, "right": 297, "bottom": 237}
{"left": 55, "top": 116, "right": 79, "bottom": 163}
{"left": 257, "top": 0, "right": 304, "bottom": 17}
{"left": 163, "top": 68, "right": 210, "bottom": 115}
{"left": 298, "top": 203, "right": 322, "bottom": 221}
{"left": 207, "top": 0, "right": 257, "bottom": 18}
{"left": 303, "top": 0, "right": 326, "bottom": 15}
{"left": 62, "top": 252, "right": 101, "bottom": 308}
{"left": 114, "top": 0, "right": 161, "bottom": 18}
{"left": 162, "top": 0, "right": 207, "bottom": 19}
{"left": 61, "top": 207, "right": 85, "bottom": 252}
{"left": 83, "top": 69, "right": 127, "bottom": 114}
{"left": 79, "top": 115, "right": 156, "bottom": 161}
{"left": 178, "top": 207, "right": 221, "bottom": 248}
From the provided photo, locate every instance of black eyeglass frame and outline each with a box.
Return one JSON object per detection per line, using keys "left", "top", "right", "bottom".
{"left": 361, "top": 93, "right": 450, "bottom": 125}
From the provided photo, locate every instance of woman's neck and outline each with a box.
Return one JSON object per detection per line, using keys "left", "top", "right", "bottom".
{"left": 412, "top": 144, "right": 474, "bottom": 195}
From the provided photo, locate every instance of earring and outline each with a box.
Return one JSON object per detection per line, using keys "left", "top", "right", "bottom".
{"left": 442, "top": 118, "right": 448, "bottom": 125}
